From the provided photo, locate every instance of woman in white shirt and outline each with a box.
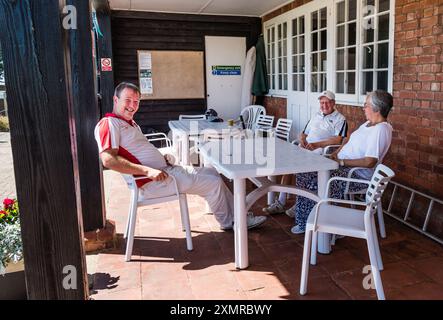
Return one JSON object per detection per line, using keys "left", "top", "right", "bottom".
{"left": 291, "top": 90, "right": 394, "bottom": 234}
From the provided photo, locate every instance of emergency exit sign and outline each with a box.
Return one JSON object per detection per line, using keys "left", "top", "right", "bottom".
{"left": 211, "top": 65, "right": 241, "bottom": 76}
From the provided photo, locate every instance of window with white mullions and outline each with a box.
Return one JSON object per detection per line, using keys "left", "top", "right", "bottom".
{"left": 291, "top": 16, "right": 305, "bottom": 92}
{"left": 266, "top": 26, "right": 276, "bottom": 90}
{"left": 361, "top": 0, "right": 390, "bottom": 94}
{"left": 310, "top": 7, "right": 327, "bottom": 93}
{"left": 277, "top": 22, "right": 288, "bottom": 90}
{"left": 335, "top": 0, "right": 357, "bottom": 95}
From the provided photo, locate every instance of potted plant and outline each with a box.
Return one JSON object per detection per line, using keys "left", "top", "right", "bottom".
{"left": 0, "top": 198, "right": 26, "bottom": 299}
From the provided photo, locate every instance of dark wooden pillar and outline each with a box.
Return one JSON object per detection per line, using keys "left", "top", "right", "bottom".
{"left": 95, "top": 1, "right": 115, "bottom": 116}
{"left": 0, "top": 0, "right": 87, "bottom": 299}
{"left": 67, "top": 0, "right": 106, "bottom": 231}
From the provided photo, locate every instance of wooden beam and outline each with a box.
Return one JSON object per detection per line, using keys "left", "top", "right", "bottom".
{"left": 96, "top": 7, "right": 115, "bottom": 116}
{"left": 0, "top": 0, "right": 88, "bottom": 299}
{"left": 67, "top": 0, "right": 106, "bottom": 231}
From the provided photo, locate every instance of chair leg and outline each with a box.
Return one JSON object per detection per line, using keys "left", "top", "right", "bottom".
{"left": 366, "top": 232, "right": 385, "bottom": 300}
{"left": 300, "top": 229, "right": 313, "bottom": 295}
{"left": 331, "top": 234, "right": 337, "bottom": 246}
{"left": 377, "top": 202, "right": 387, "bottom": 238}
{"left": 125, "top": 203, "right": 138, "bottom": 262}
{"left": 371, "top": 216, "right": 384, "bottom": 271}
{"left": 179, "top": 194, "right": 193, "bottom": 251}
{"left": 310, "top": 231, "right": 318, "bottom": 265}
{"left": 124, "top": 197, "right": 136, "bottom": 239}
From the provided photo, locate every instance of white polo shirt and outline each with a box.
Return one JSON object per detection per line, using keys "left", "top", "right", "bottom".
{"left": 94, "top": 113, "right": 167, "bottom": 187}
{"left": 303, "top": 110, "right": 347, "bottom": 144}
{"left": 338, "top": 121, "right": 393, "bottom": 179}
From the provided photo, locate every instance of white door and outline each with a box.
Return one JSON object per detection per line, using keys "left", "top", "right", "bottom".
{"left": 287, "top": 5, "right": 328, "bottom": 141}
{"left": 205, "top": 36, "right": 246, "bottom": 120}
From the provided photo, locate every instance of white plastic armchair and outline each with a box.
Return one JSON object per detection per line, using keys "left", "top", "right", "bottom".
{"left": 273, "top": 118, "right": 293, "bottom": 141}
{"left": 300, "top": 164, "right": 395, "bottom": 300}
{"left": 240, "top": 105, "right": 266, "bottom": 130}
{"left": 121, "top": 174, "right": 193, "bottom": 262}
{"left": 322, "top": 144, "right": 342, "bottom": 157}
{"left": 144, "top": 132, "right": 177, "bottom": 163}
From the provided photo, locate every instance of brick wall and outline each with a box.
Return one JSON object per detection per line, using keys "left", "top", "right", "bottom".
{"left": 262, "top": 0, "right": 443, "bottom": 200}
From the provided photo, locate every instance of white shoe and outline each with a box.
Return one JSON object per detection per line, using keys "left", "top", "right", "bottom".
{"left": 290, "top": 225, "right": 305, "bottom": 234}
{"left": 220, "top": 212, "right": 267, "bottom": 231}
{"left": 262, "top": 200, "right": 285, "bottom": 214}
{"left": 247, "top": 212, "right": 267, "bottom": 229}
{"left": 285, "top": 205, "right": 296, "bottom": 218}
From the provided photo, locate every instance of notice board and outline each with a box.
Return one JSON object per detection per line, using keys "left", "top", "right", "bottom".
{"left": 137, "top": 50, "right": 205, "bottom": 100}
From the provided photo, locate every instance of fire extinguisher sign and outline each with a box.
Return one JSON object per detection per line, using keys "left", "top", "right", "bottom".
{"left": 101, "top": 58, "right": 112, "bottom": 72}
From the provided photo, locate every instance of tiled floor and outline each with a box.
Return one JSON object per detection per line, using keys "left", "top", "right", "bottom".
{"left": 88, "top": 170, "right": 443, "bottom": 300}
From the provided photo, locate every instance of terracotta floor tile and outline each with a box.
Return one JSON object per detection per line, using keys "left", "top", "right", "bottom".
{"left": 233, "top": 265, "right": 286, "bottom": 292}
{"left": 260, "top": 240, "right": 304, "bottom": 264}
{"left": 387, "top": 281, "right": 443, "bottom": 300}
{"left": 142, "top": 277, "right": 196, "bottom": 300}
{"left": 402, "top": 256, "right": 443, "bottom": 284}
{"left": 274, "top": 257, "right": 329, "bottom": 286}
{"left": 189, "top": 271, "right": 247, "bottom": 300}
{"left": 141, "top": 261, "right": 190, "bottom": 287}
{"left": 380, "top": 261, "right": 431, "bottom": 291}
{"left": 315, "top": 249, "right": 367, "bottom": 276}
{"left": 331, "top": 269, "right": 379, "bottom": 300}
{"left": 92, "top": 287, "right": 142, "bottom": 300}
{"left": 244, "top": 282, "right": 296, "bottom": 300}
{"left": 382, "top": 239, "right": 436, "bottom": 261}
{"left": 295, "top": 276, "right": 351, "bottom": 300}
{"left": 92, "top": 267, "right": 141, "bottom": 295}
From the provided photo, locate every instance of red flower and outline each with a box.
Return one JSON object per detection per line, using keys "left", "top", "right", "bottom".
{"left": 3, "top": 198, "right": 15, "bottom": 209}
{"left": 0, "top": 210, "right": 6, "bottom": 218}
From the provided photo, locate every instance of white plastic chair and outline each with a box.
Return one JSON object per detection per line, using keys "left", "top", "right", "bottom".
{"left": 299, "top": 164, "right": 395, "bottom": 300}
{"left": 122, "top": 174, "right": 193, "bottom": 262}
{"left": 177, "top": 114, "right": 206, "bottom": 165}
{"left": 254, "top": 114, "right": 275, "bottom": 137}
{"left": 178, "top": 114, "right": 206, "bottom": 121}
{"left": 240, "top": 105, "right": 266, "bottom": 130}
{"left": 273, "top": 118, "right": 292, "bottom": 141}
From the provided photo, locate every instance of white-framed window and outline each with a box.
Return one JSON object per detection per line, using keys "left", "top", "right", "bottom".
{"left": 266, "top": 25, "right": 276, "bottom": 90}
{"left": 263, "top": 0, "right": 394, "bottom": 105}
{"left": 277, "top": 22, "right": 288, "bottom": 90}
{"left": 291, "top": 16, "right": 306, "bottom": 91}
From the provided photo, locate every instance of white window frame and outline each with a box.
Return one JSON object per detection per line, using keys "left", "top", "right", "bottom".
{"left": 263, "top": 0, "right": 395, "bottom": 105}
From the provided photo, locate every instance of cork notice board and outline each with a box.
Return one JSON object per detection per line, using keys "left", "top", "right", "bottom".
{"left": 137, "top": 50, "right": 205, "bottom": 100}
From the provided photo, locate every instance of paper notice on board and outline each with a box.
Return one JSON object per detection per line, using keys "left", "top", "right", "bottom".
{"left": 139, "top": 52, "right": 153, "bottom": 94}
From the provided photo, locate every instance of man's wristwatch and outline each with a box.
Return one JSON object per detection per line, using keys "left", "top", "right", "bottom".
{"left": 339, "top": 159, "right": 345, "bottom": 167}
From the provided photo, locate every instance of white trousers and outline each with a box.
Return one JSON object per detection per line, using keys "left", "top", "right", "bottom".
{"left": 139, "top": 165, "right": 234, "bottom": 228}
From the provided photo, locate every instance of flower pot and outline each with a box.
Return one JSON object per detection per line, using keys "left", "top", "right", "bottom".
{"left": 0, "top": 260, "right": 27, "bottom": 300}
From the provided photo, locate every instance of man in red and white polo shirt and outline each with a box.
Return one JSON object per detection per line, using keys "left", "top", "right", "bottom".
{"left": 94, "top": 82, "right": 266, "bottom": 230}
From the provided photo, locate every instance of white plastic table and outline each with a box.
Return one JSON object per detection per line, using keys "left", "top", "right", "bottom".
{"left": 168, "top": 120, "right": 242, "bottom": 166}
{"left": 199, "top": 137, "right": 339, "bottom": 269}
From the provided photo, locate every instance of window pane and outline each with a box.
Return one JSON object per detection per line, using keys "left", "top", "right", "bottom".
{"left": 283, "top": 40, "right": 287, "bottom": 56}
{"left": 348, "top": 47, "right": 356, "bottom": 70}
{"left": 293, "top": 75, "right": 298, "bottom": 91}
{"left": 283, "top": 75, "right": 288, "bottom": 90}
{"left": 292, "top": 19, "right": 298, "bottom": 36}
{"left": 271, "top": 27, "right": 275, "bottom": 42}
{"left": 311, "top": 74, "right": 318, "bottom": 92}
{"left": 278, "top": 57, "right": 282, "bottom": 73}
{"left": 364, "top": 0, "right": 375, "bottom": 8}
{"left": 300, "top": 16, "right": 305, "bottom": 34}
{"left": 299, "top": 55, "right": 305, "bottom": 72}
{"left": 292, "top": 55, "right": 298, "bottom": 72}
{"left": 299, "top": 35, "right": 305, "bottom": 53}
{"left": 363, "top": 19, "right": 374, "bottom": 43}
{"left": 320, "top": 73, "right": 327, "bottom": 91}
{"left": 272, "top": 43, "right": 275, "bottom": 57}
{"left": 320, "top": 30, "right": 327, "bottom": 50}
{"left": 349, "top": 0, "right": 357, "bottom": 20}
{"left": 278, "top": 42, "right": 282, "bottom": 57}
{"left": 378, "top": 14, "right": 390, "bottom": 40}
{"left": 337, "top": 1, "right": 345, "bottom": 24}
{"left": 348, "top": 23, "right": 356, "bottom": 45}
{"left": 283, "top": 23, "right": 287, "bottom": 38}
{"left": 363, "top": 45, "right": 374, "bottom": 68}
{"left": 379, "top": 0, "right": 390, "bottom": 12}
{"left": 283, "top": 56, "right": 287, "bottom": 72}
{"left": 312, "top": 32, "right": 318, "bottom": 51}
{"left": 337, "top": 49, "right": 345, "bottom": 70}
{"left": 320, "top": 8, "right": 327, "bottom": 29}
{"left": 347, "top": 72, "right": 355, "bottom": 93}
{"left": 320, "top": 52, "right": 327, "bottom": 71}
{"left": 300, "top": 74, "right": 305, "bottom": 91}
{"left": 312, "top": 11, "right": 318, "bottom": 31}
{"left": 377, "top": 42, "right": 389, "bottom": 68}
{"left": 292, "top": 37, "right": 298, "bottom": 54}
{"left": 278, "top": 24, "right": 282, "bottom": 39}
{"left": 337, "top": 73, "right": 345, "bottom": 93}
{"left": 312, "top": 53, "right": 318, "bottom": 71}
{"left": 337, "top": 25, "right": 345, "bottom": 47}
{"left": 362, "top": 71, "right": 373, "bottom": 94}
{"left": 377, "top": 71, "right": 388, "bottom": 91}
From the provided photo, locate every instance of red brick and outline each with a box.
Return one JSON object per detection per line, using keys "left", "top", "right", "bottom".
{"left": 402, "top": 2, "right": 421, "bottom": 14}
{"left": 421, "top": 16, "right": 439, "bottom": 29}
{"left": 435, "top": 92, "right": 443, "bottom": 101}
{"left": 416, "top": 127, "right": 435, "bottom": 137}
{"left": 431, "top": 82, "right": 441, "bottom": 91}
{"left": 399, "top": 90, "right": 417, "bottom": 99}
{"left": 423, "top": 7, "right": 435, "bottom": 17}
{"left": 420, "top": 36, "right": 437, "bottom": 46}
{"left": 418, "top": 55, "right": 437, "bottom": 64}
{"left": 401, "top": 56, "right": 418, "bottom": 64}
{"left": 419, "top": 73, "right": 435, "bottom": 82}
{"left": 422, "top": 82, "right": 431, "bottom": 91}
{"left": 417, "top": 91, "right": 434, "bottom": 100}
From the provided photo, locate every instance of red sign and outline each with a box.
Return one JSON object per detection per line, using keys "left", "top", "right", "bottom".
{"left": 101, "top": 58, "right": 112, "bottom": 71}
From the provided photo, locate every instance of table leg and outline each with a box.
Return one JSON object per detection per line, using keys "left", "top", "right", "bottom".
{"left": 234, "top": 178, "right": 248, "bottom": 269}
{"left": 267, "top": 175, "right": 277, "bottom": 205}
{"left": 316, "top": 170, "right": 331, "bottom": 254}
{"left": 181, "top": 134, "right": 190, "bottom": 166}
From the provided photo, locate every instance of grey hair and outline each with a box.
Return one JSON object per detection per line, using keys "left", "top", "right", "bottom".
{"left": 114, "top": 82, "right": 141, "bottom": 98}
{"left": 368, "top": 90, "right": 393, "bottom": 118}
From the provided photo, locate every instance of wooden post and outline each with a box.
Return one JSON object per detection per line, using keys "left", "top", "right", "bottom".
{"left": 94, "top": 0, "right": 115, "bottom": 116}
{"left": 0, "top": 0, "right": 88, "bottom": 299}
{"left": 67, "top": 0, "right": 106, "bottom": 231}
